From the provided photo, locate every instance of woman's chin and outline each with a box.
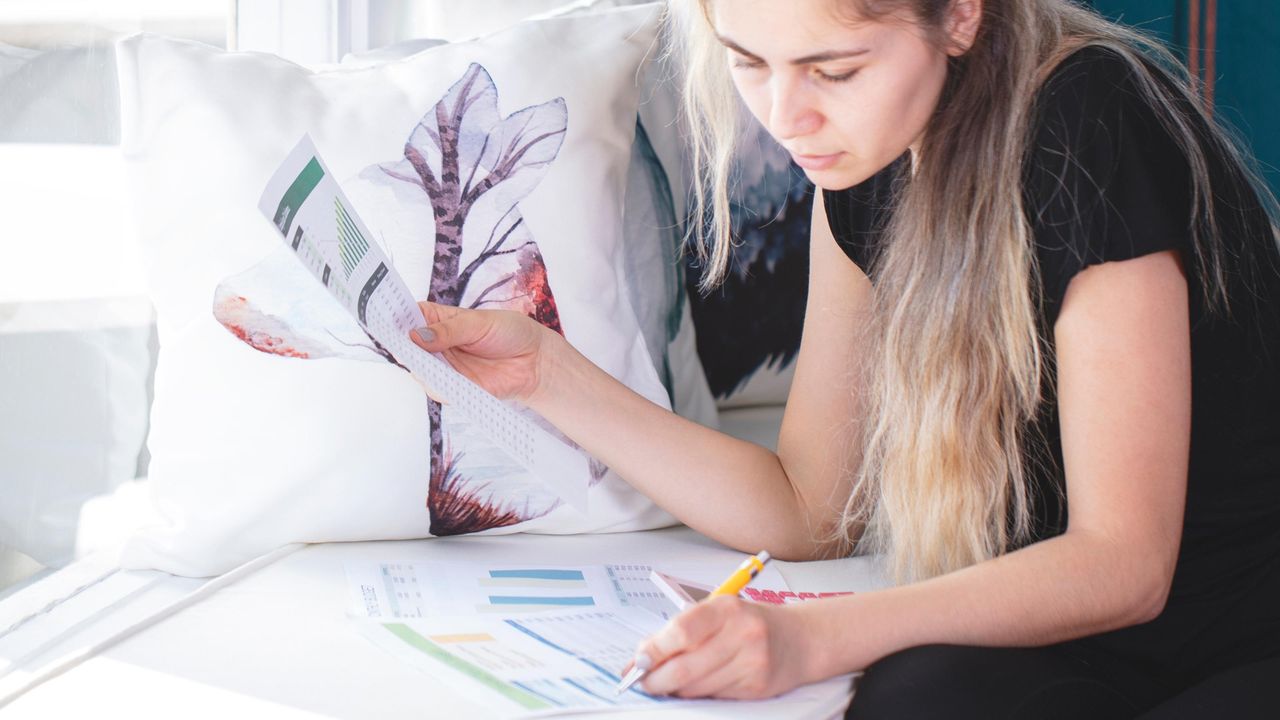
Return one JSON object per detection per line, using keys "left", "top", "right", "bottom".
{"left": 802, "top": 158, "right": 895, "bottom": 192}
{"left": 803, "top": 167, "right": 864, "bottom": 192}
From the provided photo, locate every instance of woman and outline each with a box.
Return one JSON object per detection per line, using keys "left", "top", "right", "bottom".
{"left": 410, "top": 0, "right": 1280, "bottom": 716}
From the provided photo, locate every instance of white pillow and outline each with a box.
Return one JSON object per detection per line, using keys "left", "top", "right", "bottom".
{"left": 339, "top": 1, "right": 719, "bottom": 430}
{"left": 116, "top": 5, "right": 678, "bottom": 577}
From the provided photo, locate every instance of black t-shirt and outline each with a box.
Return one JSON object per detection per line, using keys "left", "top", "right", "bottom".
{"left": 823, "top": 46, "right": 1280, "bottom": 677}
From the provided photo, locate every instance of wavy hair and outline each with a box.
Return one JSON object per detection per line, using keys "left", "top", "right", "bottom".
{"left": 669, "top": 0, "right": 1280, "bottom": 582}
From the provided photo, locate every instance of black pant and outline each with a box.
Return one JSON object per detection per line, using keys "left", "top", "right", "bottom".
{"left": 847, "top": 552, "right": 1280, "bottom": 718}
{"left": 844, "top": 643, "right": 1280, "bottom": 719}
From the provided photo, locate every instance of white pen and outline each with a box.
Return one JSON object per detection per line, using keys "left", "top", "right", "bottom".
{"left": 614, "top": 652, "right": 652, "bottom": 696}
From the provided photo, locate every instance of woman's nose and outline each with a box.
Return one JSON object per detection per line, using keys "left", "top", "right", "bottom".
{"left": 768, "top": 78, "right": 821, "bottom": 141}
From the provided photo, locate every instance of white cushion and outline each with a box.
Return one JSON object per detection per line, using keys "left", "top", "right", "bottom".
{"left": 338, "top": 1, "right": 719, "bottom": 430}
{"left": 115, "top": 5, "right": 680, "bottom": 577}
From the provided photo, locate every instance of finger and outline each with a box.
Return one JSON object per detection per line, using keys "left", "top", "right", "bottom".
{"left": 636, "top": 599, "right": 731, "bottom": 672}
{"left": 410, "top": 311, "right": 491, "bottom": 355}
{"left": 415, "top": 300, "right": 459, "bottom": 325}
{"left": 670, "top": 651, "right": 751, "bottom": 699}
{"left": 715, "top": 664, "right": 778, "bottom": 701}
{"left": 641, "top": 632, "right": 740, "bottom": 698}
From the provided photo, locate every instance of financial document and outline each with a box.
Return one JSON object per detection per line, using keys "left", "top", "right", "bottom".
{"left": 356, "top": 608, "right": 850, "bottom": 717}
{"left": 347, "top": 560, "right": 855, "bottom": 717}
{"left": 259, "top": 135, "right": 590, "bottom": 510}
{"left": 345, "top": 561, "right": 792, "bottom": 621}
{"left": 357, "top": 608, "right": 670, "bottom": 714}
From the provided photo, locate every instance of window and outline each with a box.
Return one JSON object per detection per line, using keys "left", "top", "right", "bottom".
{"left": 0, "top": 0, "right": 583, "bottom": 598}
{"left": 0, "top": 0, "right": 229, "bottom": 597}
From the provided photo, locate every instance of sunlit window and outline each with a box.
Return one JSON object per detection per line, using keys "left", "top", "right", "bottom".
{"left": 0, "top": 0, "right": 612, "bottom": 598}
{"left": 0, "top": 0, "right": 228, "bottom": 597}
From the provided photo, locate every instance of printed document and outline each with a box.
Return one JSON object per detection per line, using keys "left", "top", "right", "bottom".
{"left": 345, "top": 561, "right": 792, "bottom": 621}
{"left": 355, "top": 607, "right": 852, "bottom": 717}
{"left": 259, "top": 135, "right": 590, "bottom": 510}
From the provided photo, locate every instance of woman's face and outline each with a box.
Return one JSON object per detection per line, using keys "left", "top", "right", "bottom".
{"left": 713, "top": 0, "right": 952, "bottom": 190}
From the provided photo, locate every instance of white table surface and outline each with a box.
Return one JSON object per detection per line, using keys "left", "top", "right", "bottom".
{"left": 0, "top": 526, "right": 888, "bottom": 719}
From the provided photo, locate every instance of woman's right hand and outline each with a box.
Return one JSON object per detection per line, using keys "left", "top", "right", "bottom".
{"left": 409, "top": 301, "right": 560, "bottom": 403}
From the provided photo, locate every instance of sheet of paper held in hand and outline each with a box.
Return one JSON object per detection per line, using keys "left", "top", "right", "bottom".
{"left": 259, "top": 135, "right": 590, "bottom": 511}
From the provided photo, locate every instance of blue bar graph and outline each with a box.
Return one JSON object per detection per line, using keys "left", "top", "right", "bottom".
{"left": 489, "top": 570, "right": 586, "bottom": 581}
{"left": 489, "top": 596, "right": 595, "bottom": 607}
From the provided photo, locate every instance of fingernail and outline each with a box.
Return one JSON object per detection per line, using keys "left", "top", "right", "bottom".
{"left": 633, "top": 652, "right": 652, "bottom": 671}
{"left": 412, "top": 327, "right": 435, "bottom": 343}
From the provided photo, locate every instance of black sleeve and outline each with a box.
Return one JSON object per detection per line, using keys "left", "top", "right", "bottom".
{"left": 1024, "top": 46, "right": 1195, "bottom": 321}
{"left": 822, "top": 153, "right": 908, "bottom": 274}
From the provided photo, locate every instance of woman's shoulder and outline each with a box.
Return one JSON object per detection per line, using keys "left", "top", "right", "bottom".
{"left": 1039, "top": 44, "right": 1146, "bottom": 95}
{"left": 1022, "top": 43, "right": 1203, "bottom": 321}
{"left": 1029, "top": 43, "right": 1181, "bottom": 153}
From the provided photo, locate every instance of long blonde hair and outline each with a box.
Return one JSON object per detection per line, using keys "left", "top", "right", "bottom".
{"left": 671, "top": 0, "right": 1280, "bottom": 582}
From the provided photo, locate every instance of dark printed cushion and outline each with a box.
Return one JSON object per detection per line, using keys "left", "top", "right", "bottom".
{"left": 685, "top": 121, "right": 813, "bottom": 408}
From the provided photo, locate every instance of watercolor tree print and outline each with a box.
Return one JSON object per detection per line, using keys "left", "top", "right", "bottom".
{"left": 213, "top": 63, "right": 577, "bottom": 536}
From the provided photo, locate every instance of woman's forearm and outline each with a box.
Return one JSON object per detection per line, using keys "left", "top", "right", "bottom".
{"left": 794, "top": 529, "right": 1172, "bottom": 682}
{"left": 527, "top": 332, "right": 834, "bottom": 560}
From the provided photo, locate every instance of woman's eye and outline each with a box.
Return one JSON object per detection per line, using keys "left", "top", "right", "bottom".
{"left": 815, "top": 68, "right": 858, "bottom": 84}
{"left": 731, "top": 56, "right": 765, "bottom": 70}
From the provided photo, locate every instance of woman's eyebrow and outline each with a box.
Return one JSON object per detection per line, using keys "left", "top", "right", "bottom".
{"left": 715, "top": 34, "right": 870, "bottom": 65}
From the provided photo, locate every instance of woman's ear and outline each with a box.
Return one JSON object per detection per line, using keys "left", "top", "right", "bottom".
{"left": 944, "top": 0, "right": 983, "bottom": 56}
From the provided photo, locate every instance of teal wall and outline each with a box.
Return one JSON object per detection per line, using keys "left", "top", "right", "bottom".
{"left": 1086, "top": 0, "right": 1280, "bottom": 195}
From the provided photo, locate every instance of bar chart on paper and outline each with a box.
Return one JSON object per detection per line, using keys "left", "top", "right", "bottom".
{"left": 347, "top": 561, "right": 773, "bottom": 620}
{"left": 480, "top": 569, "right": 595, "bottom": 613}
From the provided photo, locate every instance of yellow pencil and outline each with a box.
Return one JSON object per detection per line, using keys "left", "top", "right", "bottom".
{"left": 710, "top": 550, "right": 771, "bottom": 597}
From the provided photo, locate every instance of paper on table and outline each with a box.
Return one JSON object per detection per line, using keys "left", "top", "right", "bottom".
{"left": 257, "top": 135, "right": 590, "bottom": 511}
{"left": 345, "top": 561, "right": 792, "bottom": 621}
{"left": 354, "top": 608, "right": 853, "bottom": 718}
{"left": 356, "top": 608, "right": 669, "bottom": 714}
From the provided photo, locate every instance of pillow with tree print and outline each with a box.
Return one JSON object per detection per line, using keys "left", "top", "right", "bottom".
{"left": 115, "top": 6, "right": 675, "bottom": 577}
{"left": 337, "top": 3, "right": 719, "bottom": 433}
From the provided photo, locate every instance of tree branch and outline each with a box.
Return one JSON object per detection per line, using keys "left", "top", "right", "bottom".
{"left": 380, "top": 166, "right": 426, "bottom": 191}
{"left": 415, "top": 118, "right": 442, "bottom": 152}
{"left": 457, "top": 215, "right": 524, "bottom": 295}
{"left": 462, "top": 127, "right": 566, "bottom": 206}
{"left": 467, "top": 272, "right": 517, "bottom": 309}
{"left": 480, "top": 204, "right": 519, "bottom": 258}
{"left": 481, "top": 240, "right": 536, "bottom": 262}
{"left": 403, "top": 144, "right": 441, "bottom": 198}
{"left": 460, "top": 134, "right": 491, "bottom": 200}
{"left": 471, "top": 292, "right": 530, "bottom": 309}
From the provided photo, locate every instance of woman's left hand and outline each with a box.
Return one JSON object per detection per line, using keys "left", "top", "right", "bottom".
{"left": 631, "top": 595, "right": 818, "bottom": 699}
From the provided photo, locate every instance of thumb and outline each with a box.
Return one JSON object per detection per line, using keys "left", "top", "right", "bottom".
{"left": 409, "top": 309, "right": 489, "bottom": 354}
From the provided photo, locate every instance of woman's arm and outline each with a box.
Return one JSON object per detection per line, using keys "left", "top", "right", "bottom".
{"left": 528, "top": 191, "right": 871, "bottom": 558}
{"left": 639, "top": 249, "right": 1192, "bottom": 697}
{"left": 413, "top": 191, "right": 871, "bottom": 559}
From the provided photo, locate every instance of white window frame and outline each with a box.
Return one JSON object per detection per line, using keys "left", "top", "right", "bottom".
{"left": 231, "top": 0, "right": 370, "bottom": 66}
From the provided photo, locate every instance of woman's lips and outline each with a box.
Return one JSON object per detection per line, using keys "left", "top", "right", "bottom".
{"left": 788, "top": 151, "right": 843, "bottom": 171}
